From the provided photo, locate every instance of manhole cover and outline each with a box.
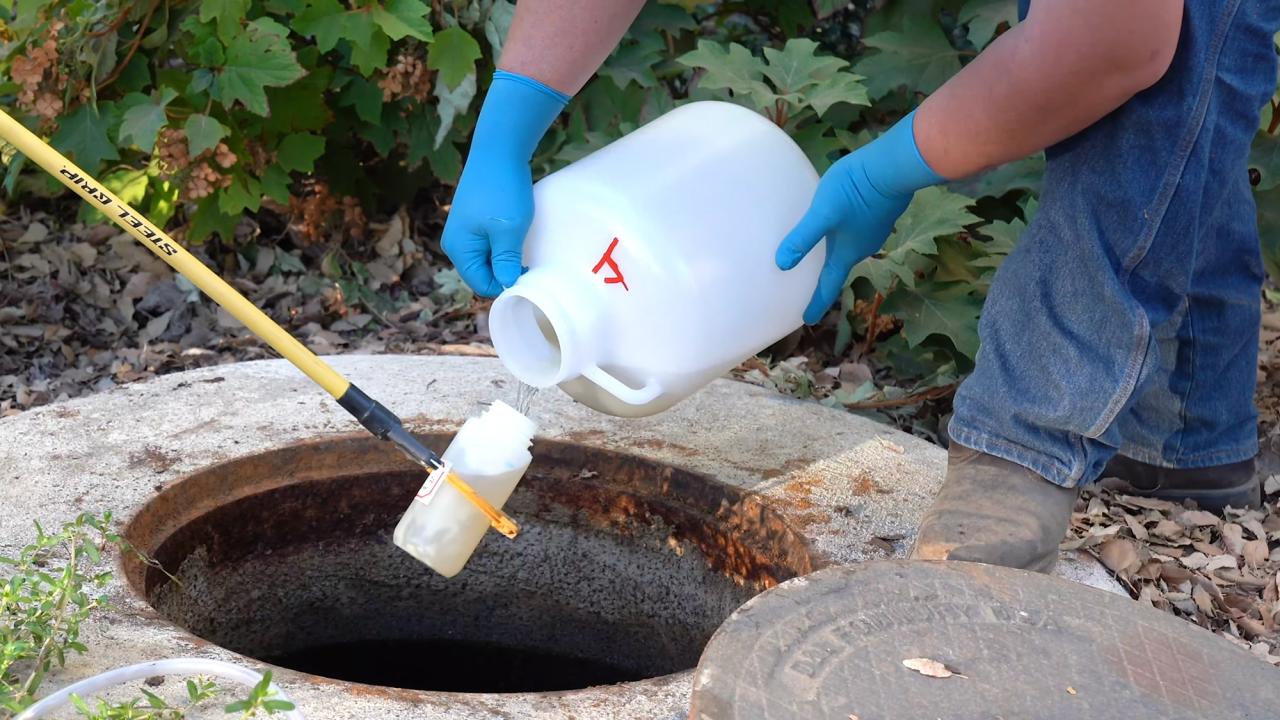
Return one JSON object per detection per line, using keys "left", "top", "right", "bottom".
{"left": 691, "top": 560, "right": 1280, "bottom": 719}
{"left": 122, "top": 434, "right": 818, "bottom": 693}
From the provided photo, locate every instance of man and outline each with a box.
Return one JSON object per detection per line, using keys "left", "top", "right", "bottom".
{"left": 441, "top": 0, "right": 1280, "bottom": 572}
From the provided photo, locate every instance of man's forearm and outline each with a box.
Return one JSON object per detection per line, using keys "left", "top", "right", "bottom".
{"left": 915, "top": 0, "right": 1184, "bottom": 180}
{"left": 498, "top": 0, "right": 648, "bottom": 95}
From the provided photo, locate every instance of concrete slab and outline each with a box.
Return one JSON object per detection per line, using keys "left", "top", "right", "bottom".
{"left": 0, "top": 355, "right": 1125, "bottom": 718}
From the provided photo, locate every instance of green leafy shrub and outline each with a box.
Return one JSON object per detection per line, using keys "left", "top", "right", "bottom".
{"left": 0, "top": 0, "right": 1276, "bottom": 418}
{"left": 0, "top": 0, "right": 472, "bottom": 244}
{"left": 0, "top": 512, "right": 293, "bottom": 719}
{"left": 1253, "top": 56, "right": 1280, "bottom": 296}
{"left": 1, "top": 513, "right": 117, "bottom": 713}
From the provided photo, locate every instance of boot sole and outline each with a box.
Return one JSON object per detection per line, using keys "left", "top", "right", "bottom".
{"left": 1115, "top": 479, "right": 1261, "bottom": 512}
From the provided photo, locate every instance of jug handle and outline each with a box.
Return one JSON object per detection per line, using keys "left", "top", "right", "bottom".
{"left": 582, "top": 365, "right": 663, "bottom": 407}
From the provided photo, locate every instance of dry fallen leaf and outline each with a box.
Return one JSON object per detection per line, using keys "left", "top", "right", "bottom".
{"left": 1151, "top": 519, "right": 1184, "bottom": 539}
{"left": 1086, "top": 495, "right": 1108, "bottom": 517}
{"left": 1223, "top": 523, "right": 1248, "bottom": 557}
{"left": 902, "top": 658, "right": 963, "bottom": 679}
{"left": 1135, "top": 559, "right": 1165, "bottom": 581}
{"left": 1179, "top": 510, "right": 1222, "bottom": 528}
{"left": 839, "top": 361, "right": 873, "bottom": 386}
{"left": 1205, "top": 554, "right": 1239, "bottom": 572}
{"left": 1099, "top": 537, "right": 1140, "bottom": 578}
{"left": 1264, "top": 513, "right": 1280, "bottom": 535}
{"left": 1124, "top": 512, "right": 1149, "bottom": 541}
{"left": 1167, "top": 591, "right": 1197, "bottom": 615}
{"left": 1251, "top": 641, "right": 1280, "bottom": 665}
{"left": 1219, "top": 592, "right": 1256, "bottom": 615}
{"left": 1120, "top": 495, "right": 1178, "bottom": 511}
{"left": 1244, "top": 539, "right": 1270, "bottom": 569}
{"left": 374, "top": 210, "right": 407, "bottom": 257}
{"left": 1148, "top": 543, "right": 1189, "bottom": 557}
{"left": 1265, "top": 475, "right": 1280, "bottom": 496}
{"left": 1242, "top": 517, "right": 1269, "bottom": 542}
{"left": 1194, "top": 540, "right": 1227, "bottom": 557}
{"left": 1194, "top": 576, "right": 1225, "bottom": 603}
{"left": 1180, "top": 551, "right": 1211, "bottom": 570}
{"left": 1192, "top": 584, "right": 1215, "bottom": 616}
{"left": 1236, "top": 614, "right": 1270, "bottom": 640}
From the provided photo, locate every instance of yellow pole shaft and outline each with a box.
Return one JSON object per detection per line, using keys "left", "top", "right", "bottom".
{"left": 0, "top": 109, "right": 351, "bottom": 399}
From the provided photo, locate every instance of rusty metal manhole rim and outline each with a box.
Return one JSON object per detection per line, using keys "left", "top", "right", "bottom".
{"left": 120, "top": 432, "right": 827, "bottom": 697}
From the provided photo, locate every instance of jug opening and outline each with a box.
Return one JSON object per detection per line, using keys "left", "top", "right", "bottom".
{"left": 491, "top": 295, "right": 564, "bottom": 386}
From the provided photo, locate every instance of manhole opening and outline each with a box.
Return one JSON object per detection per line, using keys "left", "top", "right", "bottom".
{"left": 123, "top": 434, "right": 819, "bottom": 694}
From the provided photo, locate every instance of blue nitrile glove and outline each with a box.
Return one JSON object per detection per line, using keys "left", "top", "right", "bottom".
{"left": 776, "top": 110, "right": 945, "bottom": 325}
{"left": 441, "top": 70, "right": 570, "bottom": 297}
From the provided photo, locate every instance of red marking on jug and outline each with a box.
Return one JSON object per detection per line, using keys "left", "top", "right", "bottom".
{"left": 592, "top": 237, "right": 629, "bottom": 291}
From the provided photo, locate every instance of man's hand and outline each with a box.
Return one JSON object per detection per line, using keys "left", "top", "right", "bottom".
{"left": 778, "top": 0, "right": 1182, "bottom": 324}
{"left": 440, "top": 0, "right": 647, "bottom": 297}
{"left": 777, "top": 111, "right": 944, "bottom": 324}
{"left": 441, "top": 72, "right": 566, "bottom": 297}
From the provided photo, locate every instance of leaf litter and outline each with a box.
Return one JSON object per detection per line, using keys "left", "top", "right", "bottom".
{"left": 1066, "top": 481, "right": 1280, "bottom": 665}
{"left": 0, "top": 208, "right": 491, "bottom": 417}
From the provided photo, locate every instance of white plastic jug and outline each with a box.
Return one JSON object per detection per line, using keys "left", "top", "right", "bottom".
{"left": 488, "top": 101, "right": 824, "bottom": 417}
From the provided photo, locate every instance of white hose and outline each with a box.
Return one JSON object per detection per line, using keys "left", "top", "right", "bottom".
{"left": 14, "top": 658, "right": 305, "bottom": 720}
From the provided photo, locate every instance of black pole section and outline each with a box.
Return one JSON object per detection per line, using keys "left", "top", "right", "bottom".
{"left": 337, "top": 383, "right": 448, "bottom": 471}
{"left": 336, "top": 383, "right": 404, "bottom": 440}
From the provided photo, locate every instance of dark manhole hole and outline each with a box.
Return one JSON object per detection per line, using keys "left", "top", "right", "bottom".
{"left": 123, "top": 434, "right": 819, "bottom": 693}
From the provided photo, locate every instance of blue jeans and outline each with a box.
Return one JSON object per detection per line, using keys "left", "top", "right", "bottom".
{"left": 949, "top": 1, "right": 1280, "bottom": 488}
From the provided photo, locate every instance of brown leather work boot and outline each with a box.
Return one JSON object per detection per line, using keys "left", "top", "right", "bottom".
{"left": 910, "top": 443, "right": 1079, "bottom": 573}
{"left": 1098, "top": 454, "right": 1260, "bottom": 511}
